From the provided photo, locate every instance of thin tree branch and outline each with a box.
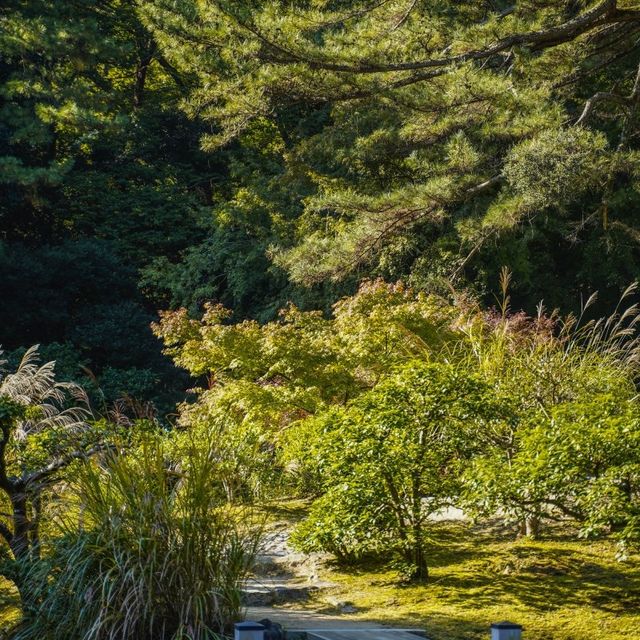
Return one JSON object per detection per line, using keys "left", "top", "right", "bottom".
{"left": 389, "top": 0, "right": 419, "bottom": 32}
{"left": 156, "top": 53, "right": 186, "bottom": 88}
{"left": 576, "top": 61, "right": 640, "bottom": 125}
{"left": 575, "top": 91, "right": 631, "bottom": 125}
{"left": 22, "top": 444, "right": 112, "bottom": 488}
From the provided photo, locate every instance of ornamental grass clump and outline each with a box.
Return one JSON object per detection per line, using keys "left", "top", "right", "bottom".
{"left": 15, "top": 438, "right": 259, "bottom": 640}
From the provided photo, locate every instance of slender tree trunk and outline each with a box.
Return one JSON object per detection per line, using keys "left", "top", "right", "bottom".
{"left": 7, "top": 530, "right": 35, "bottom": 613}
{"left": 525, "top": 515, "right": 540, "bottom": 538}
{"left": 133, "top": 55, "right": 151, "bottom": 109}
{"left": 408, "top": 520, "right": 428, "bottom": 580}
{"left": 519, "top": 512, "right": 541, "bottom": 538}
{"left": 409, "top": 463, "right": 428, "bottom": 580}
{"left": 6, "top": 488, "right": 42, "bottom": 613}
{"left": 133, "top": 41, "right": 156, "bottom": 109}
{"left": 382, "top": 471, "right": 409, "bottom": 544}
{"left": 10, "top": 491, "right": 30, "bottom": 562}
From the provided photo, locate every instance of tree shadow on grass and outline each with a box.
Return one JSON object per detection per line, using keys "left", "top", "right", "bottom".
{"left": 258, "top": 499, "right": 311, "bottom": 524}
{"left": 422, "top": 523, "right": 640, "bottom": 617}
{"left": 321, "top": 520, "right": 640, "bottom": 634}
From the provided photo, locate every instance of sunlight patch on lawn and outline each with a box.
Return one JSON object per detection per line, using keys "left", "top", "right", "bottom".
{"left": 265, "top": 512, "right": 640, "bottom": 640}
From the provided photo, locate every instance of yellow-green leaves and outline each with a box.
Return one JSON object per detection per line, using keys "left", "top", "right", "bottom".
{"left": 503, "top": 128, "right": 610, "bottom": 213}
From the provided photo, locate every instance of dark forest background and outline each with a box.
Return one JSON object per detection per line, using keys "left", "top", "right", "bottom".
{"left": 3, "top": 0, "right": 640, "bottom": 415}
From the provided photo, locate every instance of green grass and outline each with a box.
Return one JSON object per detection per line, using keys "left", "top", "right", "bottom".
{"left": 261, "top": 503, "right": 640, "bottom": 640}
{"left": 0, "top": 578, "right": 19, "bottom": 638}
{"left": 3, "top": 509, "right": 638, "bottom": 640}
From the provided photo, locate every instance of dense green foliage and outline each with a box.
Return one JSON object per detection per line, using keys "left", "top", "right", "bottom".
{"left": 15, "top": 440, "right": 258, "bottom": 640}
{"left": 156, "top": 280, "right": 640, "bottom": 575}
{"left": 0, "top": 350, "right": 258, "bottom": 639}
{"left": 140, "top": 0, "right": 640, "bottom": 311}
{"left": 289, "top": 361, "right": 504, "bottom": 577}
{"left": 4, "top": 1, "right": 640, "bottom": 410}
{"left": 3, "top": 0, "right": 640, "bottom": 635}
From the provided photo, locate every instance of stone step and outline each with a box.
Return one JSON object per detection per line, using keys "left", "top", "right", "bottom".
{"left": 241, "top": 575, "right": 336, "bottom": 606}
{"left": 306, "top": 631, "right": 426, "bottom": 640}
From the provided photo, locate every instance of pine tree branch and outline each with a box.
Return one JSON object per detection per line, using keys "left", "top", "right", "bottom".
{"left": 253, "top": 0, "right": 634, "bottom": 74}
{"left": 389, "top": 0, "right": 419, "bottom": 32}
{"left": 451, "top": 232, "right": 495, "bottom": 283}
{"left": 465, "top": 174, "right": 503, "bottom": 196}
{"left": 575, "top": 91, "right": 631, "bottom": 125}
{"left": 156, "top": 53, "right": 186, "bottom": 88}
{"left": 345, "top": 174, "right": 504, "bottom": 279}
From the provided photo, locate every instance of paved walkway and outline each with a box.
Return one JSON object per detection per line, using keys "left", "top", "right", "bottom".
{"left": 307, "top": 632, "right": 425, "bottom": 640}
{"left": 246, "top": 607, "right": 426, "bottom": 638}
{"left": 246, "top": 606, "right": 387, "bottom": 630}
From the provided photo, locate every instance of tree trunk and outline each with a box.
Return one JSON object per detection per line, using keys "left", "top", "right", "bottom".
{"left": 133, "top": 55, "right": 151, "bottom": 109}
{"left": 133, "top": 41, "right": 156, "bottom": 109}
{"left": 10, "top": 492, "right": 31, "bottom": 562}
{"left": 525, "top": 515, "right": 540, "bottom": 538}
{"left": 6, "top": 490, "right": 42, "bottom": 613}
{"left": 519, "top": 514, "right": 540, "bottom": 538}
{"left": 409, "top": 482, "right": 428, "bottom": 580}
{"left": 408, "top": 542, "right": 429, "bottom": 581}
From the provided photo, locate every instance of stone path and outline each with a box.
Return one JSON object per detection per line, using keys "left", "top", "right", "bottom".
{"left": 246, "top": 608, "right": 427, "bottom": 640}
{"left": 307, "top": 632, "right": 425, "bottom": 640}
{"left": 246, "top": 606, "right": 387, "bottom": 630}
{"left": 243, "top": 523, "right": 429, "bottom": 638}
{"left": 243, "top": 521, "right": 331, "bottom": 608}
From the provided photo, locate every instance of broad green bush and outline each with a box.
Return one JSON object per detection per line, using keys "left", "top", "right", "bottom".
{"left": 15, "top": 438, "right": 260, "bottom": 640}
{"left": 290, "top": 481, "right": 397, "bottom": 563}
{"left": 461, "top": 287, "right": 640, "bottom": 544}
{"left": 157, "top": 279, "right": 640, "bottom": 568}
{"left": 153, "top": 280, "right": 472, "bottom": 503}
{"left": 289, "top": 361, "right": 506, "bottom": 579}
